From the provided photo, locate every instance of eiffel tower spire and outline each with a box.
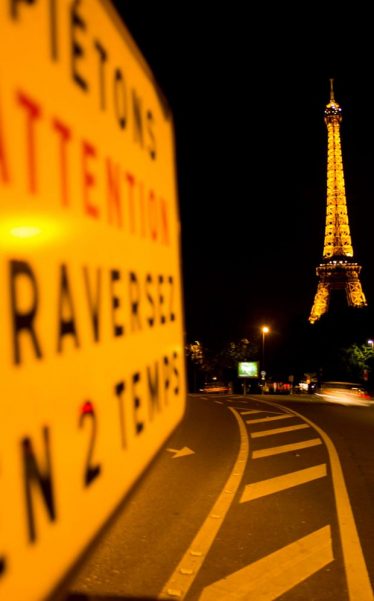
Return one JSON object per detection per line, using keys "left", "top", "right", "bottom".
{"left": 329, "top": 77, "right": 335, "bottom": 102}
{"left": 309, "top": 81, "right": 367, "bottom": 324}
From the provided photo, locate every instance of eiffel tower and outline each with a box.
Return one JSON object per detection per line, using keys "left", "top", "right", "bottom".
{"left": 309, "top": 80, "right": 367, "bottom": 324}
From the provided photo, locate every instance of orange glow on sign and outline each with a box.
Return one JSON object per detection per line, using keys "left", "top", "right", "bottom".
{"left": 10, "top": 225, "right": 41, "bottom": 238}
{"left": 0, "top": 216, "right": 62, "bottom": 248}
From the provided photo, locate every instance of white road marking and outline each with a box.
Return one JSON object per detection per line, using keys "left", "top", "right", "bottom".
{"left": 251, "top": 423, "right": 310, "bottom": 438}
{"left": 166, "top": 447, "right": 195, "bottom": 459}
{"left": 252, "top": 438, "right": 322, "bottom": 458}
{"left": 241, "top": 409, "right": 284, "bottom": 415}
{"left": 256, "top": 398, "right": 374, "bottom": 600}
{"left": 246, "top": 414, "right": 293, "bottom": 424}
{"left": 199, "top": 525, "right": 334, "bottom": 601}
{"left": 240, "top": 464, "right": 327, "bottom": 502}
{"left": 158, "top": 408, "right": 249, "bottom": 600}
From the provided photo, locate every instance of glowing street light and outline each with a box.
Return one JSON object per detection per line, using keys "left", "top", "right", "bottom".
{"left": 261, "top": 326, "right": 270, "bottom": 376}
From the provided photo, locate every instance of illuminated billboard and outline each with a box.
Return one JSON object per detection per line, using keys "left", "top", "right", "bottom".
{"left": 238, "top": 361, "right": 259, "bottom": 378}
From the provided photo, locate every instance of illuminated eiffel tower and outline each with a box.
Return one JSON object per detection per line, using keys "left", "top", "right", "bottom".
{"left": 309, "top": 80, "right": 367, "bottom": 324}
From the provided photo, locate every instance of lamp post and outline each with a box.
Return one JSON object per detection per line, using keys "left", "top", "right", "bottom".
{"left": 261, "top": 326, "right": 270, "bottom": 376}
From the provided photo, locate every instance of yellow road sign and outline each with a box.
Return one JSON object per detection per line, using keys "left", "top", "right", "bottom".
{"left": 0, "top": 1, "right": 186, "bottom": 599}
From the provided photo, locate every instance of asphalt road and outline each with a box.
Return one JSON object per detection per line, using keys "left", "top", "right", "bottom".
{"left": 64, "top": 393, "right": 374, "bottom": 601}
{"left": 276, "top": 394, "right": 374, "bottom": 592}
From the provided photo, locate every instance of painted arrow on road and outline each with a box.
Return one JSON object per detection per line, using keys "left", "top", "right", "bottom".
{"left": 166, "top": 447, "right": 195, "bottom": 459}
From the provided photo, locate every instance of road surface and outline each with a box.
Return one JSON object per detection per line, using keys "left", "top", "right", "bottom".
{"left": 64, "top": 393, "right": 374, "bottom": 601}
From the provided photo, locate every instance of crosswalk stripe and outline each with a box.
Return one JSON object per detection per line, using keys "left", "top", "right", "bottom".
{"left": 246, "top": 414, "right": 293, "bottom": 425}
{"left": 199, "top": 525, "right": 334, "bottom": 601}
{"left": 240, "top": 464, "right": 327, "bottom": 502}
{"left": 240, "top": 409, "right": 267, "bottom": 415}
{"left": 281, "top": 403, "right": 374, "bottom": 600}
{"left": 252, "top": 438, "right": 322, "bottom": 458}
{"left": 251, "top": 423, "right": 310, "bottom": 438}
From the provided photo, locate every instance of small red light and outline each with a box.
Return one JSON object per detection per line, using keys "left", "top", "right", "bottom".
{"left": 81, "top": 401, "right": 94, "bottom": 415}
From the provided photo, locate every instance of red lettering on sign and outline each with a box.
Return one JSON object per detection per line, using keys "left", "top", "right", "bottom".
{"left": 160, "top": 198, "right": 169, "bottom": 245}
{"left": 16, "top": 90, "right": 42, "bottom": 194}
{"left": 106, "top": 158, "right": 122, "bottom": 227}
{"left": 125, "top": 171, "right": 135, "bottom": 233}
{"left": 148, "top": 189, "right": 158, "bottom": 241}
{"left": 52, "top": 118, "right": 72, "bottom": 207}
{"left": 0, "top": 99, "right": 9, "bottom": 184}
{"left": 0, "top": 87, "right": 171, "bottom": 245}
{"left": 82, "top": 140, "right": 99, "bottom": 218}
{"left": 138, "top": 180, "right": 146, "bottom": 237}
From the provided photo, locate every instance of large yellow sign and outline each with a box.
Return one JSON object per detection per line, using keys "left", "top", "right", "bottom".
{"left": 0, "top": 1, "right": 186, "bottom": 598}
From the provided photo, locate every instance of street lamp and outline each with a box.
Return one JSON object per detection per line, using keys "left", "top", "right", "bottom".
{"left": 261, "top": 326, "right": 270, "bottom": 375}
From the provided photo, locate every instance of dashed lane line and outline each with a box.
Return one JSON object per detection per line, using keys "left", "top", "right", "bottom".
{"left": 252, "top": 438, "right": 322, "bottom": 458}
{"left": 199, "top": 525, "right": 334, "bottom": 601}
{"left": 158, "top": 407, "right": 249, "bottom": 600}
{"left": 253, "top": 398, "right": 374, "bottom": 601}
{"left": 251, "top": 423, "right": 310, "bottom": 438}
{"left": 246, "top": 413, "right": 293, "bottom": 424}
{"left": 240, "top": 464, "right": 327, "bottom": 502}
{"left": 240, "top": 409, "right": 284, "bottom": 415}
{"left": 228, "top": 399, "right": 247, "bottom": 403}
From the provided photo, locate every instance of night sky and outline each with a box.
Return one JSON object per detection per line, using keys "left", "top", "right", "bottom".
{"left": 113, "top": 3, "right": 374, "bottom": 366}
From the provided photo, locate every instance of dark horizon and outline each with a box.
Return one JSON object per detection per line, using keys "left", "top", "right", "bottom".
{"left": 114, "top": 3, "right": 374, "bottom": 364}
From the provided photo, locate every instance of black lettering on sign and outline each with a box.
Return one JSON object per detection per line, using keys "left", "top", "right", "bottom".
{"left": 132, "top": 90, "right": 143, "bottom": 147}
{"left": 145, "top": 273, "right": 155, "bottom": 327}
{"left": 57, "top": 264, "right": 80, "bottom": 352}
{"left": 158, "top": 275, "right": 166, "bottom": 324}
{"left": 147, "top": 362, "right": 160, "bottom": 420}
{"left": 94, "top": 40, "right": 108, "bottom": 111}
{"left": 0, "top": 556, "right": 6, "bottom": 578}
{"left": 163, "top": 356, "right": 170, "bottom": 406}
{"left": 22, "top": 427, "right": 56, "bottom": 543}
{"left": 79, "top": 402, "right": 101, "bottom": 487}
{"left": 10, "top": 260, "right": 42, "bottom": 365}
{"left": 129, "top": 271, "right": 141, "bottom": 332}
{"left": 0, "top": 464, "right": 6, "bottom": 578}
{"left": 49, "top": 0, "right": 58, "bottom": 60}
{"left": 168, "top": 276, "right": 175, "bottom": 322}
{"left": 113, "top": 69, "right": 127, "bottom": 129}
{"left": 70, "top": 0, "right": 88, "bottom": 92}
{"left": 83, "top": 266, "right": 101, "bottom": 342}
{"left": 146, "top": 110, "right": 156, "bottom": 161}
{"left": 114, "top": 381, "right": 126, "bottom": 449}
{"left": 172, "top": 351, "right": 180, "bottom": 395}
{"left": 110, "top": 269, "right": 124, "bottom": 337}
{"left": 132, "top": 373, "right": 143, "bottom": 435}
{"left": 10, "top": 0, "right": 35, "bottom": 20}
